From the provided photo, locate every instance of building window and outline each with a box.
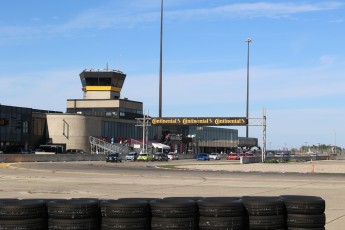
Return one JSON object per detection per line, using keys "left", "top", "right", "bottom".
{"left": 22, "top": 121, "right": 29, "bottom": 134}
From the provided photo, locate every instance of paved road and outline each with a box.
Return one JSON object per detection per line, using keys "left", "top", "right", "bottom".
{"left": 0, "top": 160, "right": 344, "bottom": 229}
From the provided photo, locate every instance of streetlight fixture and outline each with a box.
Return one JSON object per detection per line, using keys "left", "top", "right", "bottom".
{"left": 245, "top": 38, "right": 252, "bottom": 138}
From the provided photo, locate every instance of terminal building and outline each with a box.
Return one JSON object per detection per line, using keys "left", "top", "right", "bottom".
{"left": 0, "top": 68, "right": 257, "bottom": 154}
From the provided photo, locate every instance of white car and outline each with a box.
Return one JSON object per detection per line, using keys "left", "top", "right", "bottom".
{"left": 209, "top": 153, "right": 221, "bottom": 160}
{"left": 167, "top": 152, "right": 179, "bottom": 160}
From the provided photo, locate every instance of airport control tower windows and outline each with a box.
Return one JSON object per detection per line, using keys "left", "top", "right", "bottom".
{"left": 85, "top": 78, "right": 112, "bottom": 86}
{"left": 113, "top": 78, "right": 124, "bottom": 88}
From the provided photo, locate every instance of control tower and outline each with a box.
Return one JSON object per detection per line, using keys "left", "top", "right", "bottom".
{"left": 66, "top": 68, "right": 142, "bottom": 118}
{"left": 80, "top": 69, "right": 126, "bottom": 100}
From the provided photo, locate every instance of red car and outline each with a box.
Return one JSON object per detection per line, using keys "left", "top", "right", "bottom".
{"left": 227, "top": 153, "right": 239, "bottom": 160}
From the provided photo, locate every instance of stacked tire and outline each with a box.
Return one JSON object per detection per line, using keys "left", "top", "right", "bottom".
{"left": 281, "top": 195, "right": 326, "bottom": 229}
{"left": 197, "top": 197, "right": 244, "bottom": 230}
{"left": 100, "top": 199, "right": 151, "bottom": 230}
{"left": 47, "top": 199, "right": 100, "bottom": 230}
{"left": 0, "top": 199, "right": 47, "bottom": 230}
{"left": 242, "top": 196, "right": 286, "bottom": 230}
{"left": 0, "top": 195, "right": 328, "bottom": 230}
{"left": 150, "top": 198, "right": 198, "bottom": 230}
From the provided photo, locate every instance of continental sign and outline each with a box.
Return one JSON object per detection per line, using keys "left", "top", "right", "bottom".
{"left": 151, "top": 117, "right": 247, "bottom": 126}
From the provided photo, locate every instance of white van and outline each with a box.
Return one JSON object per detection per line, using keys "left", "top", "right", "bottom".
{"left": 152, "top": 143, "right": 170, "bottom": 154}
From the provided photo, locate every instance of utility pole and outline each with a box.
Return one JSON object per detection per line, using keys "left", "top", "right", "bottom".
{"left": 262, "top": 108, "right": 266, "bottom": 162}
{"left": 136, "top": 113, "right": 151, "bottom": 154}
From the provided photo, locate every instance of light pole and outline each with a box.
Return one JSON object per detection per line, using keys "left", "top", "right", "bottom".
{"left": 159, "top": 0, "right": 163, "bottom": 118}
{"left": 245, "top": 38, "right": 252, "bottom": 138}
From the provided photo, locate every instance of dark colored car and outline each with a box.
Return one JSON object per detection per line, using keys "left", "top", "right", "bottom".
{"left": 66, "top": 149, "right": 85, "bottom": 154}
{"left": 106, "top": 153, "right": 122, "bottom": 162}
{"left": 152, "top": 153, "right": 169, "bottom": 161}
{"left": 196, "top": 153, "right": 210, "bottom": 161}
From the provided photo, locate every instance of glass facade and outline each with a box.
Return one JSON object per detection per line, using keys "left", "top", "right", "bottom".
{"left": 0, "top": 105, "right": 31, "bottom": 152}
{"left": 0, "top": 105, "right": 61, "bottom": 153}
{"left": 66, "top": 107, "right": 142, "bottom": 120}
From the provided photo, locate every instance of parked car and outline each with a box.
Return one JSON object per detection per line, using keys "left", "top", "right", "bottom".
{"left": 152, "top": 153, "right": 169, "bottom": 161}
{"left": 196, "top": 153, "right": 210, "bottom": 161}
{"left": 66, "top": 149, "right": 85, "bottom": 154}
{"left": 209, "top": 153, "right": 221, "bottom": 160}
{"left": 106, "top": 153, "right": 122, "bottom": 162}
{"left": 15, "top": 148, "right": 34, "bottom": 154}
{"left": 226, "top": 153, "right": 239, "bottom": 160}
{"left": 125, "top": 152, "right": 139, "bottom": 161}
{"left": 137, "top": 153, "right": 152, "bottom": 162}
{"left": 167, "top": 152, "right": 179, "bottom": 160}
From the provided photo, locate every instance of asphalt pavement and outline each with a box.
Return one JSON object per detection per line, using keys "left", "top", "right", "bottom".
{"left": 0, "top": 159, "right": 344, "bottom": 229}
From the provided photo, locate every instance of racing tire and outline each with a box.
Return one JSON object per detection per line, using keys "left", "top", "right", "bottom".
{"left": 102, "top": 217, "right": 150, "bottom": 230}
{"left": 100, "top": 199, "right": 150, "bottom": 218}
{"left": 248, "top": 215, "right": 285, "bottom": 229}
{"left": 163, "top": 197, "right": 204, "bottom": 202}
{"left": 48, "top": 218, "right": 99, "bottom": 230}
{"left": 0, "top": 199, "right": 47, "bottom": 220}
{"left": 47, "top": 199, "right": 99, "bottom": 219}
{"left": 242, "top": 196, "right": 285, "bottom": 216}
{"left": 287, "top": 228, "right": 325, "bottom": 230}
{"left": 151, "top": 217, "right": 196, "bottom": 230}
{"left": 0, "top": 218, "right": 47, "bottom": 230}
{"left": 198, "top": 216, "right": 243, "bottom": 230}
{"left": 197, "top": 197, "right": 244, "bottom": 217}
{"left": 280, "top": 195, "right": 325, "bottom": 214}
{"left": 150, "top": 199, "right": 198, "bottom": 218}
{"left": 287, "top": 213, "right": 326, "bottom": 228}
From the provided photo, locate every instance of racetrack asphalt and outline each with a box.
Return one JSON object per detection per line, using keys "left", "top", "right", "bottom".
{"left": 0, "top": 159, "right": 344, "bottom": 229}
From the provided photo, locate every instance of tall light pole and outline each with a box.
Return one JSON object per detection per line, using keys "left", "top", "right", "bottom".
{"left": 245, "top": 38, "right": 252, "bottom": 138}
{"left": 159, "top": 0, "right": 163, "bottom": 118}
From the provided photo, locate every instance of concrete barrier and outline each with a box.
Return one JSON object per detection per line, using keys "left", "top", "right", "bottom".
{"left": 240, "top": 156, "right": 262, "bottom": 164}
{"left": 0, "top": 154, "right": 106, "bottom": 163}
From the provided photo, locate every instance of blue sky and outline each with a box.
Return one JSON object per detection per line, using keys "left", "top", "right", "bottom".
{"left": 0, "top": 0, "right": 344, "bottom": 150}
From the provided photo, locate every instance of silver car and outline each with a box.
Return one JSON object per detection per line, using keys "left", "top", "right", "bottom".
{"left": 125, "top": 152, "right": 139, "bottom": 161}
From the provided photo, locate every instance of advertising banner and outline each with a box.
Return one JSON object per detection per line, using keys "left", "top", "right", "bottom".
{"left": 151, "top": 117, "right": 247, "bottom": 126}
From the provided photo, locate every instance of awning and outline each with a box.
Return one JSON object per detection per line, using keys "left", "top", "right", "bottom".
{"left": 152, "top": 143, "right": 170, "bottom": 148}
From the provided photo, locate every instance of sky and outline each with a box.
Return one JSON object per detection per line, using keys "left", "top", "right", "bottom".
{"left": 0, "top": 0, "right": 344, "bottom": 150}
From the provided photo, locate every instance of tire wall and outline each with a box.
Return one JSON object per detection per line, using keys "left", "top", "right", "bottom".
{"left": 0, "top": 196, "right": 326, "bottom": 230}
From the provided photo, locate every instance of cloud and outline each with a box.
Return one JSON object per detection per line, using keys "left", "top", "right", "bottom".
{"left": 319, "top": 55, "right": 336, "bottom": 66}
{"left": 123, "top": 61, "right": 345, "bottom": 110}
{"left": 1, "top": 1, "right": 344, "bottom": 41}
{"left": 162, "top": 2, "right": 345, "bottom": 21}
{"left": 0, "top": 69, "right": 81, "bottom": 111}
